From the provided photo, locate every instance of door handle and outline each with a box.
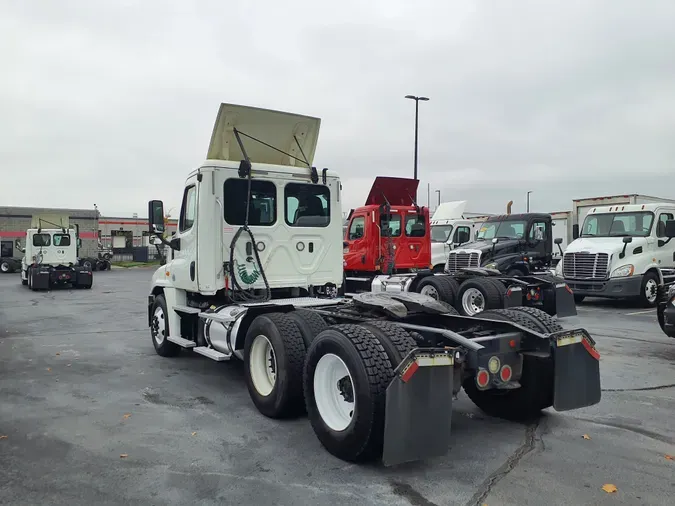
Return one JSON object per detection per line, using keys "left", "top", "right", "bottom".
{"left": 190, "top": 261, "right": 195, "bottom": 281}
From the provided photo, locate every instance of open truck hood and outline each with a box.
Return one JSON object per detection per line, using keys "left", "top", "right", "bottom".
{"left": 31, "top": 213, "right": 70, "bottom": 229}
{"left": 431, "top": 201, "right": 467, "bottom": 221}
{"left": 206, "top": 103, "right": 321, "bottom": 167}
{"left": 365, "top": 177, "right": 419, "bottom": 206}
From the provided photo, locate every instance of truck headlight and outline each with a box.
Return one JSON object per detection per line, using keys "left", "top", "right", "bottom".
{"left": 484, "top": 262, "right": 497, "bottom": 269}
{"left": 610, "top": 264, "right": 634, "bottom": 278}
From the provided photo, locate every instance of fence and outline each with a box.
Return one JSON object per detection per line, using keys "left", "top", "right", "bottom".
{"left": 111, "top": 245, "right": 167, "bottom": 263}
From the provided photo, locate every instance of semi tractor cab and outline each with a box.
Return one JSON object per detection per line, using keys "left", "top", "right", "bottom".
{"left": 18, "top": 215, "right": 93, "bottom": 291}
{"left": 343, "top": 177, "right": 430, "bottom": 292}
{"left": 144, "top": 102, "right": 601, "bottom": 467}
{"left": 429, "top": 200, "right": 478, "bottom": 272}
{"left": 558, "top": 204, "right": 675, "bottom": 307}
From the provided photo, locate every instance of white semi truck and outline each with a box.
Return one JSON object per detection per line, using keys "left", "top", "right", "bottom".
{"left": 145, "top": 102, "right": 601, "bottom": 467}
{"left": 556, "top": 201, "right": 675, "bottom": 306}
{"left": 429, "top": 201, "right": 483, "bottom": 272}
{"left": 17, "top": 214, "right": 93, "bottom": 291}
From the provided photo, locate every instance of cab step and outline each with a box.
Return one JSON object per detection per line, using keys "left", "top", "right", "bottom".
{"left": 167, "top": 335, "right": 196, "bottom": 348}
{"left": 198, "top": 312, "right": 234, "bottom": 323}
{"left": 345, "top": 276, "right": 371, "bottom": 282}
{"left": 193, "top": 346, "right": 231, "bottom": 361}
{"left": 173, "top": 305, "right": 201, "bottom": 314}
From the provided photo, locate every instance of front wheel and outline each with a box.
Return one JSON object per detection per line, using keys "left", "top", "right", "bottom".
{"left": 639, "top": 272, "right": 659, "bottom": 308}
{"left": 304, "top": 324, "right": 394, "bottom": 463}
{"left": 150, "top": 294, "right": 181, "bottom": 357}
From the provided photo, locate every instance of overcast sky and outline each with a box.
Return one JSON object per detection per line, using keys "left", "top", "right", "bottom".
{"left": 2, "top": 0, "right": 674, "bottom": 220}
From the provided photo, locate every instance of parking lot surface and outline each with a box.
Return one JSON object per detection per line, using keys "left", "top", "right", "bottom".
{"left": 1, "top": 268, "right": 674, "bottom": 506}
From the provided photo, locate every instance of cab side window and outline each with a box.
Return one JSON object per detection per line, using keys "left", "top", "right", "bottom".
{"left": 179, "top": 185, "right": 197, "bottom": 232}
{"left": 53, "top": 234, "right": 71, "bottom": 246}
{"left": 454, "top": 226, "right": 471, "bottom": 244}
{"left": 33, "top": 233, "right": 51, "bottom": 247}
{"left": 285, "top": 183, "right": 330, "bottom": 227}
{"left": 529, "top": 221, "right": 547, "bottom": 241}
{"left": 348, "top": 216, "right": 365, "bottom": 240}
{"left": 657, "top": 212, "right": 674, "bottom": 237}
{"left": 223, "top": 179, "right": 277, "bottom": 226}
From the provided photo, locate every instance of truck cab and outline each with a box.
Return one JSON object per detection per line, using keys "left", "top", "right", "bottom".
{"left": 445, "top": 213, "right": 556, "bottom": 276}
{"left": 343, "top": 177, "right": 430, "bottom": 290}
{"left": 558, "top": 203, "right": 675, "bottom": 306}
{"left": 429, "top": 201, "right": 477, "bottom": 272}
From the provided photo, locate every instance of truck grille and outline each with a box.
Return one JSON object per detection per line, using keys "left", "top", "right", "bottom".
{"left": 562, "top": 252, "right": 609, "bottom": 280}
{"left": 445, "top": 251, "right": 480, "bottom": 274}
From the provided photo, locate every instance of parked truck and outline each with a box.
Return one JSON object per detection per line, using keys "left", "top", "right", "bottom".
{"left": 144, "top": 103, "right": 601, "bottom": 467}
{"left": 556, "top": 201, "right": 675, "bottom": 306}
{"left": 17, "top": 214, "right": 93, "bottom": 290}
{"left": 430, "top": 200, "right": 483, "bottom": 272}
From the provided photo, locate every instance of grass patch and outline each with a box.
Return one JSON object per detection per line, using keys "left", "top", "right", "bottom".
{"left": 112, "top": 260, "right": 161, "bottom": 268}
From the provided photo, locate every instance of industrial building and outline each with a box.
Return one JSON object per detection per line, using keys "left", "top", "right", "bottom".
{"left": 0, "top": 206, "right": 177, "bottom": 261}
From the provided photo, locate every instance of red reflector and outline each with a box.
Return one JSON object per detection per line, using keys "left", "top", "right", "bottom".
{"left": 506, "top": 288, "right": 512, "bottom": 296}
{"left": 565, "top": 285, "right": 573, "bottom": 295}
{"left": 401, "top": 361, "right": 419, "bottom": 383}
{"left": 500, "top": 365, "right": 512, "bottom": 382}
{"left": 476, "top": 369, "right": 490, "bottom": 388}
{"left": 509, "top": 339, "right": 516, "bottom": 348}
{"left": 582, "top": 337, "right": 600, "bottom": 361}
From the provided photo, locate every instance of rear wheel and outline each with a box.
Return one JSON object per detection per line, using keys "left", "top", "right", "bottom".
{"left": 416, "top": 275, "right": 458, "bottom": 305}
{"left": 456, "top": 278, "right": 503, "bottom": 316}
{"left": 359, "top": 320, "right": 417, "bottom": 367}
{"left": 304, "top": 324, "right": 394, "bottom": 462}
{"left": 287, "top": 309, "right": 328, "bottom": 349}
{"left": 244, "top": 313, "right": 306, "bottom": 418}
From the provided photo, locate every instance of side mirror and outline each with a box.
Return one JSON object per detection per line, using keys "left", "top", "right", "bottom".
{"left": 77, "top": 238, "right": 82, "bottom": 248}
{"left": 622, "top": 236, "right": 633, "bottom": 244}
{"left": 666, "top": 220, "right": 675, "bottom": 238}
{"left": 148, "top": 200, "right": 165, "bottom": 234}
{"left": 572, "top": 224, "right": 580, "bottom": 240}
{"left": 14, "top": 239, "right": 21, "bottom": 248}
{"left": 554, "top": 237, "right": 563, "bottom": 245}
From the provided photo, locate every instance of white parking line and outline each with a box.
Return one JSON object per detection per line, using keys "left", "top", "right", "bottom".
{"left": 624, "top": 309, "right": 657, "bottom": 316}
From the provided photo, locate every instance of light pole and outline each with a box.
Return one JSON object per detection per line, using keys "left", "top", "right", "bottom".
{"left": 405, "top": 95, "right": 429, "bottom": 197}
{"left": 435, "top": 189, "right": 441, "bottom": 207}
{"left": 526, "top": 191, "right": 533, "bottom": 212}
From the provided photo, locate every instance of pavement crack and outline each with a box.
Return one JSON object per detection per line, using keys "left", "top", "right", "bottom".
{"left": 602, "top": 383, "right": 675, "bottom": 392}
{"left": 464, "top": 421, "right": 540, "bottom": 506}
{"left": 389, "top": 481, "right": 438, "bottom": 506}
{"left": 571, "top": 416, "right": 675, "bottom": 445}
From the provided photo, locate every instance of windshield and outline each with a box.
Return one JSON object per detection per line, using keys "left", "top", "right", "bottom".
{"left": 477, "top": 220, "right": 526, "bottom": 240}
{"left": 431, "top": 224, "right": 453, "bottom": 243}
{"left": 581, "top": 211, "right": 654, "bottom": 237}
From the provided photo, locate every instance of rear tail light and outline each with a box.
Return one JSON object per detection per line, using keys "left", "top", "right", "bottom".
{"left": 476, "top": 369, "right": 490, "bottom": 388}
{"left": 500, "top": 365, "right": 513, "bottom": 382}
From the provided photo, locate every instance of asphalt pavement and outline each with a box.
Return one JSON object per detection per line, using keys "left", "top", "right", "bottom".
{"left": 1, "top": 268, "right": 674, "bottom": 506}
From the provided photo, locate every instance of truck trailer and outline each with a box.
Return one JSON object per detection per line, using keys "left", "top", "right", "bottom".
{"left": 144, "top": 102, "right": 601, "bottom": 467}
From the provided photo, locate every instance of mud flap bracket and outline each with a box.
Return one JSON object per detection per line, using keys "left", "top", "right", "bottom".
{"left": 382, "top": 348, "right": 456, "bottom": 467}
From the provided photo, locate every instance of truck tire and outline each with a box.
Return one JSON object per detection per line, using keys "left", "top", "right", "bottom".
{"left": 0, "top": 260, "right": 10, "bottom": 273}
{"left": 150, "top": 294, "right": 181, "bottom": 357}
{"left": 507, "top": 306, "right": 563, "bottom": 333}
{"left": 463, "top": 308, "right": 554, "bottom": 419}
{"left": 244, "top": 312, "right": 306, "bottom": 419}
{"left": 456, "top": 278, "right": 503, "bottom": 316}
{"left": 416, "top": 276, "right": 457, "bottom": 305}
{"left": 82, "top": 259, "right": 93, "bottom": 270}
{"left": 639, "top": 271, "right": 659, "bottom": 308}
{"left": 304, "top": 324, "right": 394, "bottom": 462}
{"left": 359, "top": 320, "right": 417, "bottom": 366}
{"left": 287, "top": 309, "right": 328, "bottom": 349}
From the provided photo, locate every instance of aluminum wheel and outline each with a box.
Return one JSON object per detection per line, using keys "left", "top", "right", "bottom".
{"left": 151, "top": 306, "right": 166, "bottom": 345}
{"left": 644, "top": 278, "right": 658, "bottom": 304}
{"left": 0, "top": 261, "right": 9, "bottom": 273}
{"left": 249, "top": 334, "right": 277, "bottom": 397}
{"left": 461, "top": 287, "right": 485, "bottom": 315}
{"left": 314, "top": 353, "right": 355, "bottom": 432}
{"left": 420, "top": 284, "right": 439, "bottom": 300}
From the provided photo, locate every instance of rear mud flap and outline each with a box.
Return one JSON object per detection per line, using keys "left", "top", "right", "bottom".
{"left": 551, "top": 330, "right": 601, "bottom": 411}
{"left": 554, "top": 283, "right": 577, "bottom": 317}
{"left": 504, "top": 286, "right": 523, "bottom": 308}
{"left": 382, "top": 349, "right": 455, "bottom": 467}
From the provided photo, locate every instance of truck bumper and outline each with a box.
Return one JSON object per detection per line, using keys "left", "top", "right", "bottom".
{"left": 382, "top": 348, "right": 456, "bottom": 467}
{"left": 565, "top": 275, "right": 643, "bottom": 298}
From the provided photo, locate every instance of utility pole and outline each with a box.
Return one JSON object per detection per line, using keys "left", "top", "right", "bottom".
{"left": 405, "top": 95, "right": 430, "bottom": 200}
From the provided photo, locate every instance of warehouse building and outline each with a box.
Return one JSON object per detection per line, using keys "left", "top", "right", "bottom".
{"left": 0, "top": 206, "right": 178, "bottom": 261}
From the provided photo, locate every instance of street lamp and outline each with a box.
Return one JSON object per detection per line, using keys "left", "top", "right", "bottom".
{"left": 405, "top": 95, "right": 430, "bottom": 196}
{"left": 526, "top": 191, "right": 533, "bottom": 212}
{"left": 435, "top": 189, "right": 441, "bottom": 207}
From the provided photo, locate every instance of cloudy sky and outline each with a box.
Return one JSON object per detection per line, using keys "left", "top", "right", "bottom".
{"left": 2, "top": 0, "right": 674, "bottom": 219}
